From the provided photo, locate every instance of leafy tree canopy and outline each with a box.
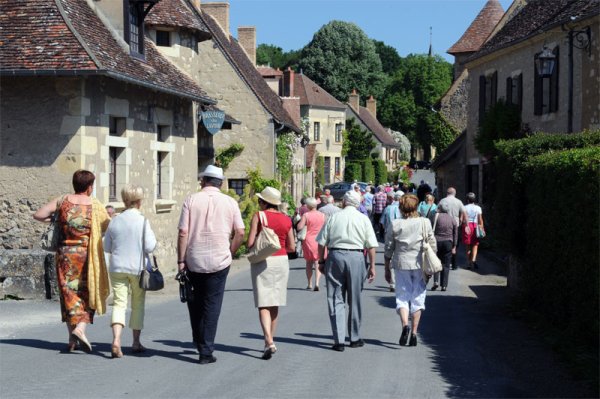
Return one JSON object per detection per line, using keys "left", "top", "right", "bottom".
{"left": 298, "top": 21, "right": 386, "bottom": 101}
{"left": 256, "top": 44, "right": 301, "bottom": 70}
{"left": 378, "top": 54, "right": 453, "bottom": 160}
{"left": 373, "top": 40, "right": 402, "bottom": 75}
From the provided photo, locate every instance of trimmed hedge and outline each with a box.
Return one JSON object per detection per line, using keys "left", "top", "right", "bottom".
{"left": 523, "top": 146, "right": 600, "bottom": 351}
{"left": 491, "top": 130, "right": 600, "bottom": 255}
{"left": 344, "top": 162, "right": 362, "bottom": 182}
{"left": 373, "top": 159, "right": 388, "bottom": 186}
{"left": 360, "top": 159, "right": 375, "bottom": 184}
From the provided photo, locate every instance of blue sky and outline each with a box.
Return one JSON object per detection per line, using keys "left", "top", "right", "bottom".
{"left": 227, "top": 0, "right": 513, "bottom": 63}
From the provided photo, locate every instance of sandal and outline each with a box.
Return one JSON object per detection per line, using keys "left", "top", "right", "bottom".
{"left": 65, "top": 341, "right": 79, "bottom": 353}
{"left": 71, "top": 329, "right": 92, "bottom": 353}
{"left": 111, "top": 345, "right": 123, "bottom": 358}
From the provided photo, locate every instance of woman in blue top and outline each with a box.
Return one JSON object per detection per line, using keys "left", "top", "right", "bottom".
{"left": 417, "top": 194, "right": 437, "bottom": 224}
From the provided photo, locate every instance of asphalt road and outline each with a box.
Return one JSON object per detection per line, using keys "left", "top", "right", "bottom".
{"left": 0, "top": 246, "right": 592, "bottom": 399}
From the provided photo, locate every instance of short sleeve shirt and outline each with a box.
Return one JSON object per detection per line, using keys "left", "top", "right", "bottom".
{"left": 465, "top": 204, "right": 482, "bottom": 223}
{"left": 178, "top": 187, "right": 244, "bottom": 273}
{"left": 316, "top": 207, "right": 378, "bottom": 250}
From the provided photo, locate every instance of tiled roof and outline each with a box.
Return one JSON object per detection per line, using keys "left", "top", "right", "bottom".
{"left": 0, "top": 0, "right": 214, "bottom": 104}
{"left": 295, "top": 73, "right": 346, "bottom": 109}
{"left": 257, "top": 66, "right": 283, "bottom": 77}
{"left": 347, "top": 105, "right": 400, "bottom": 148}
{"left": 146, "top": 0, "right": 210, "bottom": 37}
{"left": 469, "top": 0, "right": 600, "bottom": 62}
{"left": 197, "top": 11, "right": 301, "bottom": 133}
{"left": 0, "top": 0, "right": 97, "bottom": 70}
{"left": 447, "top": 0, "right": 505, "bottom": 55}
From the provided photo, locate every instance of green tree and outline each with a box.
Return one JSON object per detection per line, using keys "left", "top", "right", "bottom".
{"left": 373, "top": 40, "right": 402, "bottom": 75}
{"left": 298, "top": 21, "right": 386, "bottom": 101}
{"left": 343, "top": 118, "right": 376, "bottom": 160}
{"left": 256, "top": 44, "right": 286, "bottom": 68}
{"left": 379, "top": 54, "right": 453, "bottom": 160}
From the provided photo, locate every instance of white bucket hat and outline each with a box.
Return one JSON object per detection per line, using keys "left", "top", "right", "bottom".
{"left": 199, "top": 165, "right": 224, "bottom": 180}
{"left": 256, "top": 186, "right": 282, "bottom": 206}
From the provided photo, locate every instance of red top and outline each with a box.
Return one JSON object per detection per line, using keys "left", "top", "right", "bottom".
{"left": 258, "top": 211, "right": 292, "bottom": 256}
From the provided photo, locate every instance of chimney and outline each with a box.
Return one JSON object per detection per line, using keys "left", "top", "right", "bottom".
{"left": 237, "top": 26, "right": 256, "bottom": 65}
{"left": 366, "top": 95, "right": 377, "bottom": 117}
{"left": 348, "top": 89, "right": 360, "bottom": 112}
{"left": 283, "top": 67, "right": 295, "bottom": 97}
{"left": 192, "top": 0, "right": 201, "bottom": 12}
{"left": 201, "top": 2, "right": 229, "bottom": 34}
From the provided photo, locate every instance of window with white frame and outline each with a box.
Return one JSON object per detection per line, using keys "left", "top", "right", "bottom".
{"left": 313, "top": 122, "right": 321, "bottom": 142}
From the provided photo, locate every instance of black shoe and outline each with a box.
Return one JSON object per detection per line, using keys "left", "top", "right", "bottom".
{"left": 399, "top": 326, "right": 410, "bottom": 346}
{"left": 451, "top": 266, "right": 457, "bottom": 270}
{"left": 409, "top": 334, "right": 417, "bottom": 347}
{"left": 261, "top": 347, "right": 272, "bottom": 360}
{"left": 314, "top": 286, "right": 319, "bottom": 292}
{"left": 389, "top": 286, "right": 395, "bottom": 292}
{"left": 331, "top": 344, "right": 345, "bottom": 352}
{"left": 199, "top": 355, "right": 217, "bottom": 364}
{"left": 441, "top": 287, "right": 447, "bottom": 291}
{"left": 349, "top": 339, "right": 365, "bottom": 348}
{"left": 431, "top": 284, "right": 439, "bottom": 291}
{"left": 473, "top": 262, "right": 479, "bottom": 269}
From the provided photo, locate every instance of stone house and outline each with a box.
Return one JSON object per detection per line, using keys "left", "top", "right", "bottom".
{"left": 346, "top": 90, "right": 402, "bottom": 172}
{"left": 147, "top": 0, "right": 301, "bottom": 198}
{"left": 432, "top": 0, "right": 505, "bottom": 199}
{"left": 466, "top": 0, "right": 599, "bottom": 202}
{"left": 0, "top": 0, "right": 217, "bottom": 296}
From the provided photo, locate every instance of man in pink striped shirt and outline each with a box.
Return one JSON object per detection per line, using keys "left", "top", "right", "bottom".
{"left": 177, "top": 165, "right": 245, "bottom": 364}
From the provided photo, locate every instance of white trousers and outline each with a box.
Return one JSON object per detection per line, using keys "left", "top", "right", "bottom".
{"left": 394, "top": 269, "right": 427, "bottom": 314}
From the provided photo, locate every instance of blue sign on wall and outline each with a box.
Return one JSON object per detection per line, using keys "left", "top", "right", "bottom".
{"left": 200, "top": 110, "right": 225, "bottom": 135}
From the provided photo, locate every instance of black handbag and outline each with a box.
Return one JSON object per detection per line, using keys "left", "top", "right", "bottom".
{"left": 138, "top": 218, "right": 164, "bottom": 291}
{"left": 175, "top": 269, "right": 194, "bottom": 303}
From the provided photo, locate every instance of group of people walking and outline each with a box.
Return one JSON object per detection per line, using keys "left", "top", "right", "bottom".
{"left": 34, "top": 166, "right": 484, "bottom": 364}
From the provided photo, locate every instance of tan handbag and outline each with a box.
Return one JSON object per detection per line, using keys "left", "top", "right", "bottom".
{"left": 421, "top": 218, "right": 442, "bottom": 276}
{"left": 247, "top": 211, "right": 281, "bottom": 264}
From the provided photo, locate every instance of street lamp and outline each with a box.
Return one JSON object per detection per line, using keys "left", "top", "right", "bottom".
{"left": 535, "top": 46, "right": 556, "bottom": 77}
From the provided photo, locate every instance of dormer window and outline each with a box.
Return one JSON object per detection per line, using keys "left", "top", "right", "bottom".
{"left": 156, "top": 30, "right": 171, "bottom": 47}
{"left": 124, "top": 0, "right": 158, "bottom": 58}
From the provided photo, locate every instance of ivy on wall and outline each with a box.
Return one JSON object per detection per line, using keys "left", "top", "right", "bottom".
{"left": 214, "top": 144, "right": 245, "bottom": 171}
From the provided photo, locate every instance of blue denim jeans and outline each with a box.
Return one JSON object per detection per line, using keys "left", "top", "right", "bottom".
{"left": 186, "top": 266, "right": 230, "bottom": 356}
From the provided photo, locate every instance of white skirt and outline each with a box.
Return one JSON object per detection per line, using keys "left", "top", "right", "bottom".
{"left": 250, "top": 255, "right": 289, "bottom": 308}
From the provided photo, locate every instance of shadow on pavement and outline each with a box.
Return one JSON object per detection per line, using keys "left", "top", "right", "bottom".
{"left": 240, "top": 332, "right": 327, "bottom": 350}
{"left": 154, "top": 338, "right": 260, "bottom": 360}
{"left": 294, "top": 332, "right": 398, "bottom": 349}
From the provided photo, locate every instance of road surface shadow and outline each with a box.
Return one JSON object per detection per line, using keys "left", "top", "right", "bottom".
{"left": 0, "top": 338, "right": 112, "bottom": 358}
{"left": 154, "top": 339, "right": 260, "bottom": 360}
{"left": 418, "top": 286, "right": 594, "bottom": 398}
{"left": 294, "top": 332, "right": 398, "bottom": 349}
{"left": 240, "top": 332, "right": 328, "bottom": 350}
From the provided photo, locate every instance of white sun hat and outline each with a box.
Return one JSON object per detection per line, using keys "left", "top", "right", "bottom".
{"left": 255, "top": 186, "right": 282, "bottom": 206}
{"left": 199, "top": 165, "right": 225, "bottom": 179}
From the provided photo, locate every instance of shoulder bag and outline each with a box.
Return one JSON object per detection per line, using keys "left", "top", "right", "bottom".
{"left": 139, "top": 217, "right": 164, "bottom": 291}
{"left": 421, "top": 218, "right": 442, "bottom": 276}
{"left": 247, "top": 211, "right": 281, "bottom": 264}
{"left": 40, "top": 195, "right": 66, "bottom": 252}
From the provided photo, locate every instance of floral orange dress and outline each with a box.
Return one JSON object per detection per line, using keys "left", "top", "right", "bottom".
{"left": 56, "top": 199, "right": 94, "bottom": 325}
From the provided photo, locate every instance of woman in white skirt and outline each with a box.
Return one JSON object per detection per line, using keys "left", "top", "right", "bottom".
{"left": 247, "top": 187, "right": 295, "bottom": 360}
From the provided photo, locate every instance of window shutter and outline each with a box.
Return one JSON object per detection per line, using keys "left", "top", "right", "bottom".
{"left": 491, "top": 71, "right": 498, "bottom": 106}
{"left": 517, "top": 74, "right": 523, "bottom": 112}
{"left": 506, "top": 77, "right": 513, "bottom": 105}
{"left": 550, "top": 47, "right": 559, "bottom": 113}
{"left": 534, "top": 56, "right": 543, "bottom": 115}
{"left": 479, "top": 75, "right": 486, "bottom": 125}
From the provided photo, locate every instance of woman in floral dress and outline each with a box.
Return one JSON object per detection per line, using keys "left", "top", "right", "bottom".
{"left": 34, "top": 170, "right": 110, "bottom": 352}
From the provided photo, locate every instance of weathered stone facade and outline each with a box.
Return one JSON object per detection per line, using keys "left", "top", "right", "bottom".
{"left": 0, "top": 76, "right": 198, "bottom": 274}
{"left": 440, "top": 69, "right": 470, "bottom": 134}
{"left": 465, "top": 17, "right": 600, "bottom": 200}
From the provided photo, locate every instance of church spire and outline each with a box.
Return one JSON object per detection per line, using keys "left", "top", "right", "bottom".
{"left": 428, "top": 26, "right": 433, "bottom": 57}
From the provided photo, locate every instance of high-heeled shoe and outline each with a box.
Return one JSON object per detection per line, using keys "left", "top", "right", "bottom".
{"left": 111, "top": 345, "right": 123, "bottom": 358}
{"left": 399, "top": 326, "right": 410, "bottom": 346}
{"left": 409, "top": 334, "right": 418, "bottom": 347}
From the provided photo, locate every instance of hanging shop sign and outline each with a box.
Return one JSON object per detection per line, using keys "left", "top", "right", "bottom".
{"left": 199, "top": 110, "right": 225, "bottom": 135}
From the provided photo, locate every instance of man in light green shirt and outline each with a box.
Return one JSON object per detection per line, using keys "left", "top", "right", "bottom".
{"left": 317, "top": 191, "right": 378, "bottom": 352}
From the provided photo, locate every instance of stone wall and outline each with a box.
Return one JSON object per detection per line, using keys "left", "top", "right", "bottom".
{"left": 0, "top": 250, "right": 55, "bottom": 299}
{"left": 0, "top": 75, "right": 198, "bottom": 282}
{"left": 151, "top": 28, "right": 276, "bottom": 181}
{"left": 440, "top": 69, "right": 470, "bottom": 133}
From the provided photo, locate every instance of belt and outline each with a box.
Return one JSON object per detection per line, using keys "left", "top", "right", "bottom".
{"left": 329, "top": 248, "right": 363, "bottom": 252}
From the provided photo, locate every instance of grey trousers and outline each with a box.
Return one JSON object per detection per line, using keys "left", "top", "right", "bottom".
{"left": 325, "top": 250, "right": 367, "bottom": 344}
